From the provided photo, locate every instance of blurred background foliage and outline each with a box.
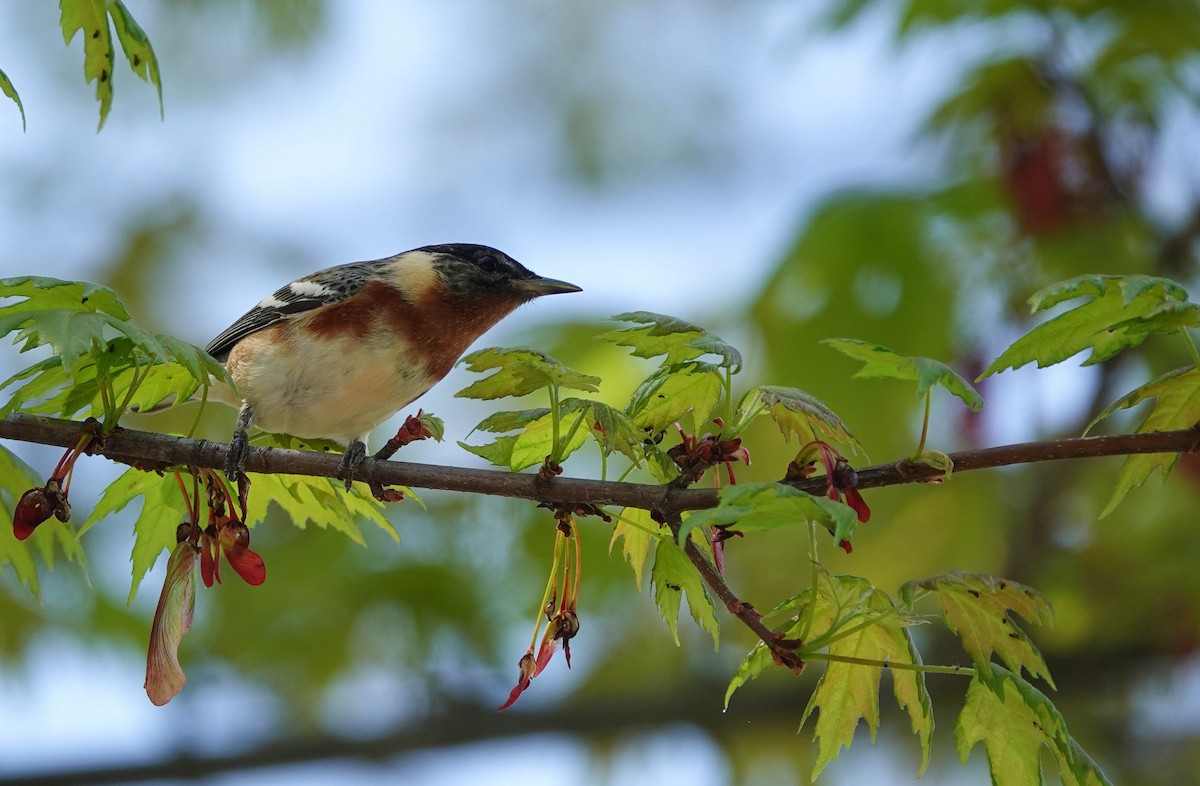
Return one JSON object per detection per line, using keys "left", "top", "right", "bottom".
{"left": 2, "top": 0, "right": 1200, "bottom": 784}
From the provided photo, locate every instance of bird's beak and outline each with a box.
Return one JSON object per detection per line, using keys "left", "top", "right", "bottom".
{"left": 518, "top": 276, "right": 582, "bottom": 297}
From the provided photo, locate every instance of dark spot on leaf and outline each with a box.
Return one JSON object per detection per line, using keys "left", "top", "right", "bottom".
{"left": 968, "top": 589, "right": 980, "bottom": 597}
{"left": 133, "top": 55, "right": 141, "bottom": 67}
{"left": 100, "top": 69, "right": 108, "bottom": 83}
{"left": 92, "top": 29, "right": 100, "bottom": 39}
{"left": 81, "top": 296, "right": 88, "bottom": 303}
{"left": 1008, "top": 632, "right": 1021, "bottom": 639}
{"left": 666, "top": 582, "right": 681, "bottom": 592}
{"left": 999, "top": 581, "right": 1008, "bottom": 590}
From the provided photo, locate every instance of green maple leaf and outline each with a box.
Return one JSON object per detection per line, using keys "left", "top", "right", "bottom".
{"left": 60, "top": 0, "right": 115, "bottom": 130}
{"left": 508, "top": 409, "right": 589, "bottom": 471}
{"left": 108, "top": 0, "right": 163, "bottom": 119}
{"left": 60, "top": 0, "right": 164, "bottom": 130}
{"left": 455, "top": 347, "right": 600, "bottom": 400}
{"left": 1087, "top": 366, "right": 1200, "bottom": 516}
{"left": 980, "top": 274, "right": 1191, "bottom": 378}
{"left": 0, "top": 278, "right": 227, "bottom": 420}
{"left": 680, "top": 482, "right": 860, "bottom": 550}
{"left": 460, "top": 408, "right": 590, "bottom": 471}
{"left": 957, "top": 665, "right": 1113, "bottom": 786}
{"left": 0, "top": 67, "right": 25, "bottom": 131}
{"left": 249, "top": 434, "right": 404, "bottom": 543}
{"left": 246, "top": 473, "right": 397, "bottom": 545}
{"left": 609, "top": 507, "right": 665, "bottom": 590}
{"left": 800, "top": 576, "right": 933, "bottom": 779}
{"left": 0, "top": 277, "right": 132, "bottom": 371}
{"left": 82, "top": 467, "right": 184, "bottom": 602}
{"left": 627, "top": 363, "right": 723, "bottom": 432}
{"left": 726, "top": 570, "right": 932, "bottom": 779}
{"left": 824, "top": 338, "right": 983, "bottom": 411}
{"left": 562, "top": 397, "right": 644, "bottom": 461}
{"left": 904, "top": 573, "right": 1055, "bottom": 690}
{"left": 601, "top": 311, "right": 743, "bottom": 371}
{"left": 733, "top": 385, "right": 863, "bottom": 453}
{"left": 651, "top": 534, "right": 719, "bottom": 647}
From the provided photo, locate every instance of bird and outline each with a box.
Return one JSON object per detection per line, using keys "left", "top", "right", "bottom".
{"left": 203, "top": 243, "right": 581, "bottom": 486}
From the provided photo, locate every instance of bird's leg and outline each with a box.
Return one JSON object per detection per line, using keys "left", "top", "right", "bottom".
{"left": 338, "top": 440, "right": 368, "bottom": 491}
{"left": 225, "top": 403, "right": 255, "bottom": 482}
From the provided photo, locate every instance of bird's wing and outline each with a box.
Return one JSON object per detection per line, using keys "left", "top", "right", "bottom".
{"left": 205, "top": 261, "right": 378, "bottom": 359}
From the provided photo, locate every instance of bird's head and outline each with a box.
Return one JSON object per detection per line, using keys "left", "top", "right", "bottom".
{"left": 418, "top": 243, "right": 581, "bottom": 302}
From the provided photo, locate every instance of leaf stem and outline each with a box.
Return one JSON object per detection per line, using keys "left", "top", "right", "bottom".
{"left": 1181, "top": 327, "right": 1200, "bottom": 367}
{"left": 803, "top": 651, "right": 974, "bottom": 676}
{"left": 913, "top": 391, "right": 931, "bottom": 460}
{"left": 548, "top": 384, "right": 561, "bottom": 461}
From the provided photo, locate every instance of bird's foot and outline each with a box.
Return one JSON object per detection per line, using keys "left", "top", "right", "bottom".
{"left": 225, "top": 427, "right": 250, "bottom": 484}
{"left": 338, "top": 440, "right": 368, "bottom": 491}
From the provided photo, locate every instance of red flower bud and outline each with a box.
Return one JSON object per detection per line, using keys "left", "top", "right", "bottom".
{"left": 13, "top": 488, "right": 54, "bottom": 540}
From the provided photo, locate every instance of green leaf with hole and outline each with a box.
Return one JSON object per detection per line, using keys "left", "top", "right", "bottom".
{"left": 824, "top": 338, "right": 983, "bottom": 411}
{"left": 903, "top": 572, "right": 1055, "bottom": 691}
{"left": 0, "top": 67, "right": 25, "bottom": 131}
{"left": 108, "top": 0, "right": 163, "bottom": 119}
{"left": 957, "top": 665, "right": 1113, "bottom": 786}
{"left": 60, "top": 0, "right": 116, "bottom": 130}
{"left": 627, "top": 363, "right": 722, "bottom": 433}
{"left": 455, "top": 347, "right": 600, "bottom": 400}
{"left": 980, "top": 275, "right": 1190, "bottom": 378}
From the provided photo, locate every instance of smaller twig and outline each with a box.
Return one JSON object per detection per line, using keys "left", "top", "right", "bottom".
{"left": 803, "top": 651, "right": 974, "bottom": 677}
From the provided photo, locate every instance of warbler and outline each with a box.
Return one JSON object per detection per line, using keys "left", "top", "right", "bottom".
{"left": 204, "top": 243, "right": 580, "bottom": 484}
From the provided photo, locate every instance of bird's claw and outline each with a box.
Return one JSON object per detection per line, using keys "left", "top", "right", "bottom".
{"left": 225, "top": 428, "right": 250, "bottom": 483}
{"left": 338, "top": 440, "right": 368, "bottom": 490}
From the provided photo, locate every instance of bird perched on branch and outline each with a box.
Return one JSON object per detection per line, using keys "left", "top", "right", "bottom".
{"left": 204, "top": 243, "right": 580, "bottom": 485}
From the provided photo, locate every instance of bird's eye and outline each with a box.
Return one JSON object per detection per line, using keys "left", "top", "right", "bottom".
{"left": 477, "top": 254, "right": 502, "bottom": 273}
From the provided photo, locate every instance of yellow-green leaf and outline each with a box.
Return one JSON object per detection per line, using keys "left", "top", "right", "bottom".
{"left": 735, "top": 385, "right": 863, "bottom": 452}
{"left": 651, "top": 534, "right": 719, "bottom": 647}
{"left": 609, "top": 507, "right": 664, "bottom": 590}
{"left": 627, "top": 364, "right": 722, "bottom": 432}
{"left": 801, "top": 578, "right": 934, "bottom": 779}
{"left": 904, "top": 572, "right": 1055, "bottom": 690}
{"left": 60, "top": 0, "right": 116, "bottom": 131}
{"left": 957, "top": 665, "right": 1113, "bottom": 786}
{"left": 456, "top": 346, "right": 600, "bottom": 400}
{"left": 1089, "top": 366, "right": 1200, "bottom": 516}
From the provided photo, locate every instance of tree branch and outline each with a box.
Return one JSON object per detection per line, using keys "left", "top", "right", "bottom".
{"left": 4, "top": 412, "right": 1199, "bottom": 683}
{"left": 3, "top": 415, "right": 1197, "bottom": 515}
